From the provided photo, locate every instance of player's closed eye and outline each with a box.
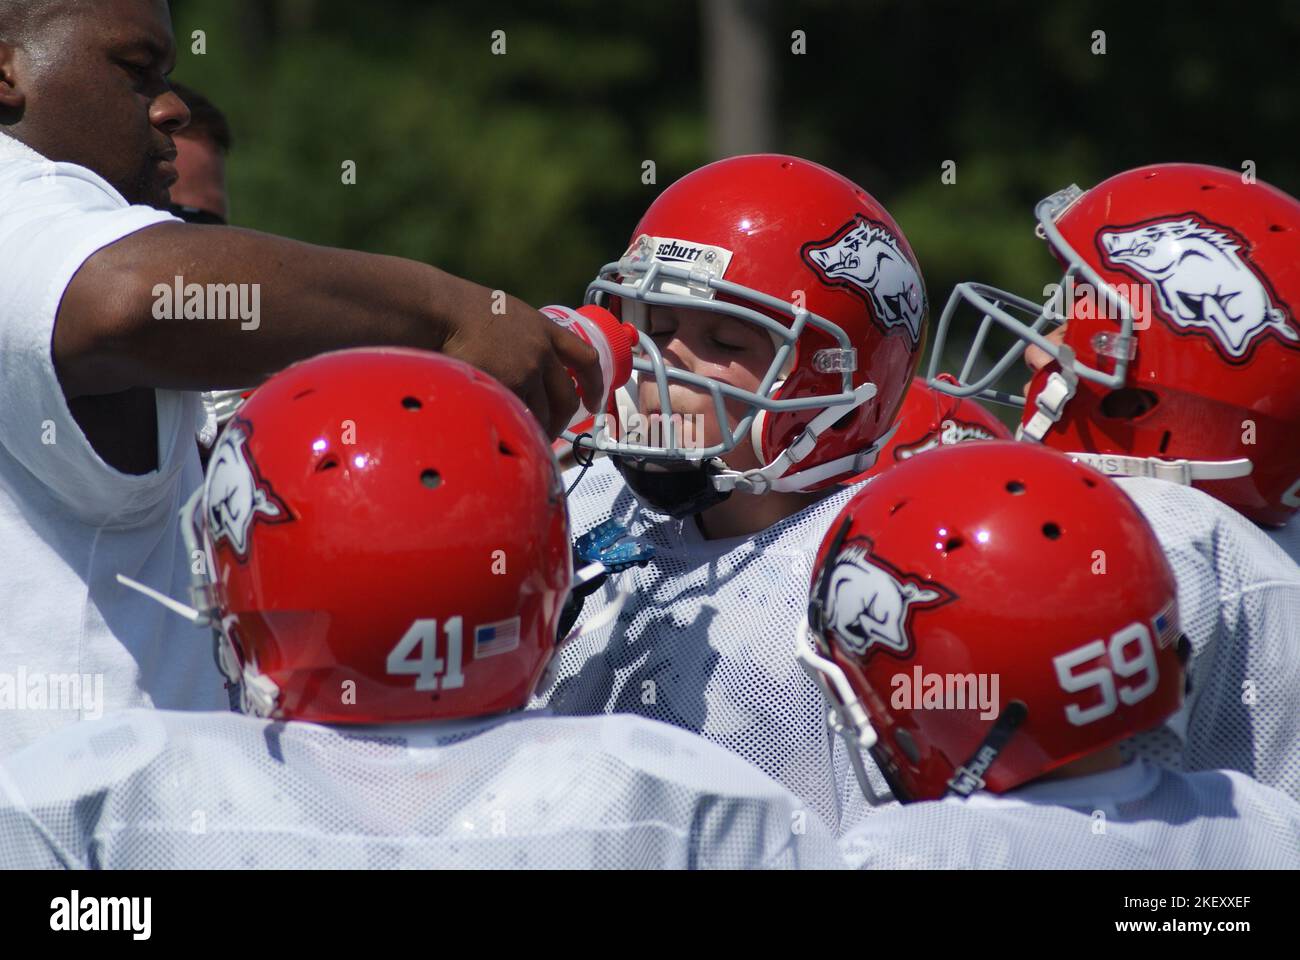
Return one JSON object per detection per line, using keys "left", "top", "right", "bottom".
{"left": 117, "top": 59, "right": 151, "bottom": 80}
{"left": 709, "top": 336, "right": 746, "bottom": 353}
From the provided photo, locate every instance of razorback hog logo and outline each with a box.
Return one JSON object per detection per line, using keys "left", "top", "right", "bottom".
{"left": 1099, "top": 215, "right": 1300, "bottom": 362}
{"left": 823, "top": 538, "right": 954, "bottom": 659}
{"left": 895, "top": 419, "right": 1000, "bottom": 461}
{"left": 802, "top": 216, "right": 925, "bottom": 345}
{"left": 206, "top": 420, "right": 290, "bottom": 559}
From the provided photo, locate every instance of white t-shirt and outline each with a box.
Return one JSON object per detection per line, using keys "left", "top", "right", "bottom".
{"left": 532, "top": 457, "right": 892, "bottom": 836}
{"left": 1116, "top": 478, "right": 1300, "bottom": 800}
{"left": 0, "top": 708, "right": 846, "bottom": 869}
{"left": 0, "top": 133, "right": 226, "bottom": 756}
{"left": 839, "top": 758, "right": 1300, "bottom": 869}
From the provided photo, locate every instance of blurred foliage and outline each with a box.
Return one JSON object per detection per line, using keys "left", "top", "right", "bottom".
{"left": 169, "top": 0, "right": 1300, "bottom": 377}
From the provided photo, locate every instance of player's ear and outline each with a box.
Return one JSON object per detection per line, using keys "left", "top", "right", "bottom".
{"left": 0, "top": 42, "right": 27, "bottom": 114}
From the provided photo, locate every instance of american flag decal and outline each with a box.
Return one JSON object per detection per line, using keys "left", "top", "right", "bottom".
{"left": 474, "top": 617, "right": 521, "bottom": 658}
{"left": 1153, "top": 602, "right": 1179, "bottom": 649}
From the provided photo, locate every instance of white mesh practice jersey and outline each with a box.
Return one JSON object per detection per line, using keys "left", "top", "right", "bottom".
{"left": 1267, "top": 519, "right": 1299, "bottom": 566}
{"left": 0, "top": 708, "right": 846, "bottom": 870}
{"left": 532, "top": 457, "right": 893, "bottom": 836}
{"left": 839, "top": 759, "right": 1300, "bottom": 869}
{"left": 1116, "top": 478, "right": 1300, "bottom": 800}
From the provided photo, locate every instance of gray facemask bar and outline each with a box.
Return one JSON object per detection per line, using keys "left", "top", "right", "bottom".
{"left": 926, "top": 185, "right": 1136, "bottom": 409}
{"left": 580, "top": 255, "right": 861, "bottom": 461}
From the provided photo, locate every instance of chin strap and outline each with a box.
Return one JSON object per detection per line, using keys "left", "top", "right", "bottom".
{"left": 795, "top": 624, "right": 895, "bottom": 808}
{"left": 710, "top": 382, "right": 888, "bottom": 495}
{"left": 1066, "top": 451, "right": 1254, "bottom": 485}
{"left": 1013, "top": 348, "right": 1255, "bottom": 487}
{"left": 944, "top": 700, "right": 1029, "bottom": 798}
{"left": 1017, "top": 349, "right": 1079, "bottom": 443}
{"left": 239, "top": 669, "right": 281, "bottom": 718}
{"left": 118, "top": 485, "right": 287, "bottom": 719}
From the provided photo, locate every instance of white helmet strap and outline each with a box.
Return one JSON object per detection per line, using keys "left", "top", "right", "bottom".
{"left": 1018, "top": 349, "right": 1079, "bottom": 443}
{"left": 1067, "top": 452, "right": 1254, "bottom": 485}
{"left": 714, "top": 382, "right": 886, "bottom": 494}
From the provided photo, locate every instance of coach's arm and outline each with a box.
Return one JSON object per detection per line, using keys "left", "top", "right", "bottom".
{"left": 54, "top": 221, "right": 599, "bottom": 438}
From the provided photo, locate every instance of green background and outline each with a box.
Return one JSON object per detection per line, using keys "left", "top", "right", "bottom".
{"left": 168, "top": 0, "right": 1300, "bottom": 390}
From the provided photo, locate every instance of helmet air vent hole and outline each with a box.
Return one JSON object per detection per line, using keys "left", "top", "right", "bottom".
{"left": 1200, "top": 184, "right": 1216, "bottom": 191}
{"left": 499, "top": 440, "right": 517, "bottom": 457}
{"left": 316, "top": 456, "right": 339, "bottom": 473}
{"left": 1042, "top": 522, "right": 1061, "bottom": 540}
{"left": 1269, "top": 224, "right": 1288, "bottom": 233}
{"left": 402, "top": 396, "right": 422, "bottom": 411}
{"left": 1082, "top": 476, "right": 1097, "bottom": 488}
{"left": 293, "top": 389, "right": 315, "bottom": 401}
{"left": 1158, "top": 430, "right": 1172, "bottom": 454}
{"left": 420, "top": 469, "right": 442, "bottom": 489}
{"left": 890, "top": 499, "right": 909, "bottom": 515}
{"left": 1006, "top": 480, "right": 1026, "bottom": 495}
{"left": 945, "top": 536, "right": 964, "bottom": 552}
{"left": 1100, "top": 388, "right": 1159, "bottom": 420}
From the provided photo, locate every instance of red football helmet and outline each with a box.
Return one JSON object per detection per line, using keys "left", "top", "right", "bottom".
{"left": 583, "top": 154, "right": 926, "bottom": 515}
{"left": 180, "top": 347, "right": 572, "bottom": 724}
{"left": 929, "top": 163, "right": 1300, "bottom": 527}
{"left": 798, "top": 440, "right": 1188, "bottom": 803}
{"left": 848, "top": 376, "right": 1012, "bottom": 483}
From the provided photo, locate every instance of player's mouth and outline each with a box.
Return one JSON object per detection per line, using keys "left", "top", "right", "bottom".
{"left": 153, "top": 150, "right": 179, "bottom": 187}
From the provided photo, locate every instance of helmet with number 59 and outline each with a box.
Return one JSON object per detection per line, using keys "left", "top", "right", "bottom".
{"left": 183, "top": 347, "right": 572, "bottom": 724}
{"left": 798, "top": 440, "right": 1188, "bottom": 803}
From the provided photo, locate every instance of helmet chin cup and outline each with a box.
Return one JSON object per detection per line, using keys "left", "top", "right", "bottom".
{"left": 613, "top": 456, "right": 733, "bottom": 518}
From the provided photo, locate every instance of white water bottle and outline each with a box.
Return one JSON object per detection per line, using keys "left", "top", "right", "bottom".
{"left": 540, "top": 304, "right": 635, "bottom": 433}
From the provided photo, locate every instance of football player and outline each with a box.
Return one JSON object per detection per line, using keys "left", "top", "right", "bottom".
{"left": 799, "top": 440, "right": 1300, "bottom": 868}
{"left": 928, "top": 163, "right": 1300, "bottom": 799}
{"left": 0, "top": 348, "right": 842, "bottom": 870}
{"left": 532, "top": 154, "right": 928, "bottom": 834}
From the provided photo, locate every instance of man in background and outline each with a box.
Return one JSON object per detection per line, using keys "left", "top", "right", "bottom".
{"left": 166, "top": 80, "right": 228, "bottom": 224}
{"left": 164, "top": 81, "right": 244, "bottom": 457}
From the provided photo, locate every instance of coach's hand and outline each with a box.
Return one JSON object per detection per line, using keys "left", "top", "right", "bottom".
{"left": 437, "top": 285, "right": 604, "bottom": 439}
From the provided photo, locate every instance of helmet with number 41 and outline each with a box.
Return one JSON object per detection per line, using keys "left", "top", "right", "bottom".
{"left": 167, "top": 348, "right": 572, "bottom": 724}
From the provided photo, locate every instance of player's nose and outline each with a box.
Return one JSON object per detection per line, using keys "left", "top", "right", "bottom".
{"left": 655, "top": 333, "right": 702, "bottom": 374}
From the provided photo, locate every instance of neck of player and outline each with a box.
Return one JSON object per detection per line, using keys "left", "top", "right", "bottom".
{"left": 696, "top": 489, "right": 823, "bottom": 540}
